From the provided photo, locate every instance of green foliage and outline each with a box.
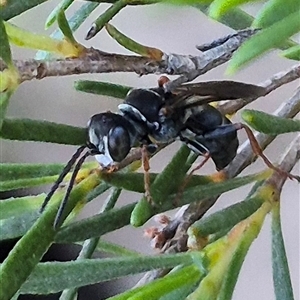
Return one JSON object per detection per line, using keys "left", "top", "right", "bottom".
{"left": 0, "top": 0, "right": 298, "bottom": 299}
{"left": 242, "top": 109, "right": 300, "bottom": 134}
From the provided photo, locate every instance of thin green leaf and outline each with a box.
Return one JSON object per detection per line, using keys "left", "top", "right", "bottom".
{"left": 196, "top": 4, "right": 296, "bottom": 49}
{"left": 57, "top": 8, "right": 77, "bottom": 44}
{"left": 242, "top": 109, "right": 300, "bottom": 134}
{"left": 105, "top": 23, "right": 163, "bottom": 60}
{"left": 188, "top": 193, "right": 264, "bottom": 243}
{"left": 227, "top": 11, "right": 300, "bottom": 73}
{"left": 57, "top": 172, "right": 265, "bottom": 243}
{"left": 110, "top": 265, "right": 202, "bottom": 300}
{"left": 160, "top": 171, "right": 268, "bottom": 212}
{"left": 0, "top": 0, "right": 49, "bottom": 20}
{"left": 74, "top": 80, "right": 131, "bottom": 99}
{"left": 152, "top": 146, "right": 194, "bottom": 204}
{"left": 0, "top": 162, "right": 96, "bottom": 191}
{"left": 55, "top": 203, "right": 136, "bottom": 243}
{"left": 0, "top": 174, "right": 100, "bottom": 300}
{"left": 0, "top": 90, "right": 13, "bottom": 129}
{"left": 0, "top": 194, "right": 44, "bottom": 219}
{"left": 95, "top": 240, "right": 140, "bottom": 257}
{"left": 60, "top": 187, "right": 122, "bottom": 300}
{"left": 160, "top": 282, "right": 198, "bottom": 300}
{"left": 0, "top": 176, "right": 58, "bottom": 192}
{"left": 45, "top": 0, "right": 75, "bottom": 29}
{"left": 0, "top": 211, "right": 40, "bottom": 241}
{"left": 160, "top": 0, "right": 212, "bottom": 4}
{"left": 20, "top": 253, "right": 194, "bottom": 294}
{"left": 271, "top": 203, "right": 294, "bottom": 300}
{"left": 0, "top": 17, "right": 13, "bottom": 67}
{"left": 102, "top": 172, "right": 209, "bottom": 194}
{"left": 4, "top": 21, "right": 82, "bottom": 57}
{"left": 253, "top": 0, "right": 300, "bottom": 28}
{"left": 0, "top": 118, "right": 86, "bottom": 145}
{"left": 217, "top": 202, "right": 271, "bottom": 300}
{"left": 208, "top": 0, "right": 257, "bottom": 19}
{"left": 86, "top": 181, "right": 111, "bottom": 203}
{"left": 195, "top": 4, "right": 253, "bottom": 30}
{"left": 0, "top": 162, "right": 94, "bottom": 181}
{"left": 85, "top": 0, "right": 128, "bottom": 40}
{"left": 282, "top": 44, "right": 300, "bottom": 61}
{"left": 131, "top": 145, "right": 192, "bottom": 227}
{"left": 36, "top": 2, "right": 99, "bottom": 60}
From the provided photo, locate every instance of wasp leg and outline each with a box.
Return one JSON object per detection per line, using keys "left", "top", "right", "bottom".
{"left": 175, "top": 153, "right": 211, "bottom": 206}
{"left": 141, "top": 144, "right": 153, "bottom": 203}
{"left": 235, "top": 123, "right": 300, "bottom": 182}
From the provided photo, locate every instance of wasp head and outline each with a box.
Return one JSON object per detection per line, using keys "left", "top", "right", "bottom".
{"left": 87, "top": 112, "right": 136, "bottom": 167}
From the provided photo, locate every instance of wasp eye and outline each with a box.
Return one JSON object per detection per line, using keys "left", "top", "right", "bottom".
{"left": 108, "top": 126, "right": 131, "bottom": 162}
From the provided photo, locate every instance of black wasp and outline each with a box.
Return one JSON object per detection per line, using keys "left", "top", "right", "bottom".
{"left": 40, "top": 76, "right": 290, "bottom": 227}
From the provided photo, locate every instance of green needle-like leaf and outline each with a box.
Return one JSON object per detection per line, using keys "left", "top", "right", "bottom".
{"left": 253, "top": 0, "right": 300, "bottom": 28}
{"left": 0, "top": 194, "right": 44, "bottom": 219}
{"left": 85, "top": 0, "right": 127, "bottom": 40}
{"left": 217, "top": 202, "right": 271, "bottom": 300}
{"left": 0, "top": 211, "right": 40, "bottom": 241}
{"left": 0, "top": 118, "right": 86, "bottom": 145}
{"left": 55, "top": 203, "right": 136, "bottom": 243}
{"left": 0, "top": 162, "right": 94, "bottom": 181}
{"left": 4, "top": 21, "right": 83, "bottom": 57}
{"left": 109, "top": 264, "right": 202, "bottom": 300}
{"left": 74, "top": 80, "right": 131, "bottom": 99}
{"left": 195, "top": 4, "right": 253, "bottom": 30}
{"left": 0, "top": 162, "right": 96, "bottom": 191}
{"left": 0, "top": 17, "right": 13, "bottom": 67}
{"left": 0, "top": 174, "right": 100, "bottom": 300}
{"left": 56, "top": 8, "right": 77, "bottom": 45}
{"left": 57, "top": 172, "right": 265, "bottom": 243}
{"left": 0, "top": 0, "right": 49, "bottom": 20}
{"left": 271, "top": 203, "right": 294, "bottom": 300}
{"left": 45, "top": 0, "right": 75, "bottom": 29}
{"left": 242, "top": 109, "right": 300, "bottom": 134}
{"left": 282, "top": 45, "right": 300, "bottom": 61}
{"left": 227, "top": 11, "right": 300, "bottom": 73}
{"left": 105, "top": 23, "right": 164, "bottom": 60}
{"left": 131, "top": 145, "right": 192, "bottom": 227}
{"left": 188, "top": 193, "right": 264, "bottom": 246}
{"left": 95, "top": 240, "right": 140, "bottom": 257}
{"left": 19, "top": 253, "right": 194, "bottom": 294}
{"left": 36, "top": 1, "right": 99, "bottom": 60}
{"left": 208, "top": 0, "right": 255, "bottom": 20}
{"left": 161, "top": 171, "right": 268, "bottom": 212}
{"left": 0, "top": 203, "right": 57, "bottom": 300}
{"left": 0, "top": 90, "right": 13, "bottom": 129}
{"left": 0, "top": 176, "right": 58, "bottom": 192}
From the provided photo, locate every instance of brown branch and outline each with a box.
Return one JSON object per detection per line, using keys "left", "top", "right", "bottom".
{"left": 0, "top": 29, "right": 257, "bottom": 85}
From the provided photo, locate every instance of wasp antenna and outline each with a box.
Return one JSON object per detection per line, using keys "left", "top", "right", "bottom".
{"left": 53, "top": 150, "right": 91, "bottom": 229}
{"left": 40, "top": 145, "right": 86, "bottom": 213}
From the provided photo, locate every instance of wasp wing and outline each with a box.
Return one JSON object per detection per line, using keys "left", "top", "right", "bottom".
{"left": 170, "top": 81, "right": 266, "bottom": 110}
